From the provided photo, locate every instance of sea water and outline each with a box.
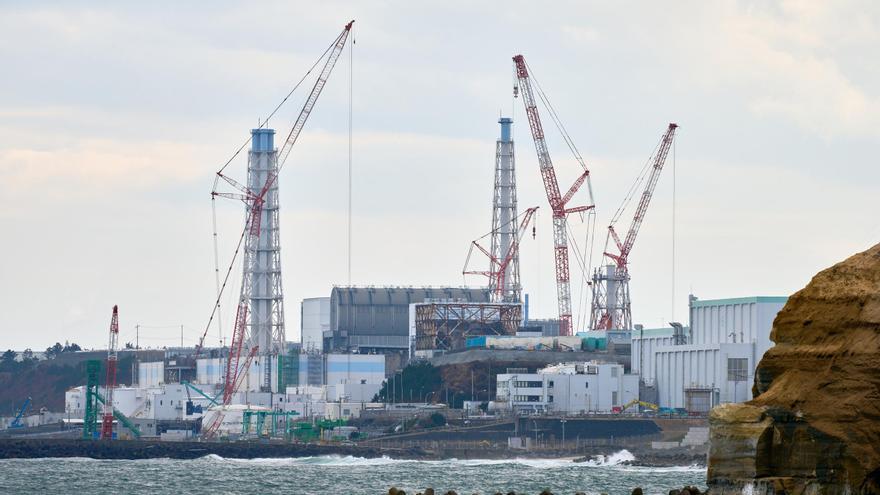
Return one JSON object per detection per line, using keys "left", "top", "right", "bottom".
{"left": 0, "top": 450, "right": 705, "bottom": 495}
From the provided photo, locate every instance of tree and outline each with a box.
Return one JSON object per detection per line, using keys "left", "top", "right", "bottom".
{"left": 45, "top": 343, "right": 63, "bottom": 359}
{"left": 21, "top": 349, "right": 34, "bottom": 361}
{"left": 62, "top": 342, "right": 81, "bottom": 353}
{"left": 1, "top": 349, "right": 16, "bottom": 363}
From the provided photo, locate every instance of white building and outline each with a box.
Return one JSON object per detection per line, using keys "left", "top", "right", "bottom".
{"left": 631, "top": 295, "right": 787, "bottom": 412}
{"left": 301, "top": 297, "right": 330, "bottom": 353}
{"left": 495, "top": 361, "right": 638, "bottom": 414}
{"left": 195, "top": 352, "right": 384, "bottom": 391}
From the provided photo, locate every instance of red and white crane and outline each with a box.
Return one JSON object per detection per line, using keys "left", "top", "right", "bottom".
{"left": 200, "top": 21, "right": 353, "bottom": 438}
{"left": 100, "top": 305, "right": 119, "bottom": 440}
{"left": 589, "top": 123, "right": 678, "bottom": 330}
{"left": 463, "top": 206, "right": 539, "bottom": 302}
{"left": 513, "top": 55, "right": 594, "bottom": 336}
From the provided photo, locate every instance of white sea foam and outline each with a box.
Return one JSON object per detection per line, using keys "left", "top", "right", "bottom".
{"left": 198, "top": 451, "right": 665, "bottom": 470}
{"left": 578, "top": 449, "right": 637, "bottom": 466}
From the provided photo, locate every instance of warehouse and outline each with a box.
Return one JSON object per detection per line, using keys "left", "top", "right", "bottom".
{"left": 326, "top": 286, "right": 490, "bottom": 353}
{"left": 631, "top": 295, "right": 787, "bottom": 412}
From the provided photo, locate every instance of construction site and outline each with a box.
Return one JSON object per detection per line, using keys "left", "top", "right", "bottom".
{"left": 1, "top": 19, "right": 787, "bottom": 460}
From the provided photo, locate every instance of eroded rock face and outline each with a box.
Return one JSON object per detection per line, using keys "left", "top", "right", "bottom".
{"left": 708, "top": 244, "right": 880, "bottom": 495}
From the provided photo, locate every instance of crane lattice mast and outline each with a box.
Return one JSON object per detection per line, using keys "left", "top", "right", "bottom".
{"left": 202, "top": 21, "right": 353, "bottom": 437}
{"left": 100, "top": 305, "right": 119, "bottom": 440}
{"left": 512, "top": 54, "right": 594, "bottom": 336}
{"left": 589, "top": 123, "right": 678, "bottom": 331}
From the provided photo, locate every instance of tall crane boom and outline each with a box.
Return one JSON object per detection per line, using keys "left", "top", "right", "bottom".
{"left": 207, "top": 20, "right": 353, "bottom": 416}
{"left": 513, "top": 54, "right": 593, "bottom": 336}
{"left": 606, "top": 123, "right": 678, "bottom": 270}
{"left": 100, "top": 305, "right": 119, "bottom": 440}
{"left": 589, "top": 123, "right": 677, "bottom": 331}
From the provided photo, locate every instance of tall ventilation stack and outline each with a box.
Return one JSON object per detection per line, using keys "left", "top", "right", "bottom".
{"left": 490, "top": 117, "right": 521, "bottom": 303}
{"left": 244, "top": 128, "right": 286, "bottom": 390}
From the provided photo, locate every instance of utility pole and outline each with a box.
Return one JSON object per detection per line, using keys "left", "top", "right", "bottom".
{"left": 560, "top": 418, "right": 567, "bottom": 449}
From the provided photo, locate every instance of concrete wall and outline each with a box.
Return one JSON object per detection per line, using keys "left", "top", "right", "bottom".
{"left": 325, "top": 353, "right": 385, "bottom": 386}
{"left": 630, "top": 327, "right": 676, "bottom": 385}
{"left": 643, "top": 296, "right": 787, "bottom": 409}
{"left": 301, "top": 297, "right": 330, "bottom": 353}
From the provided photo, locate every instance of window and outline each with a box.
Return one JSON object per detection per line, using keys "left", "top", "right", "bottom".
{"left": 612, "top": 391, "right": 618, "bottom": 406}
{"left": 548, "top": 380, "right": 554, "bottom": 388}
{"left": 548, "top": 395, "right": 554, "bottom": 403}
{"left": 513, "top": 395, "right": 543, "bottom": 402}
{"left": 514, "top": 381, "right": 542, "bottom": 388}
{"left": 160, "top": 400, "right": 163, "bottom": 406}
{"left": 611, "top": 367, "right": 618, "bottom": 378}
{"left": 584, "top": 382, "right": 589, "bottom": 389}
{"left": 727, "top": 358, "right": 748, "bottom": 381}
{"left": 586, "top": 366, "right": 599, "bottom": 375}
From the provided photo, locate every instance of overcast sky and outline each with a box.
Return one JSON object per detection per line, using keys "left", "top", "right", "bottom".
{"left": 1, "top": 1, "right": 878, "bottom": 351}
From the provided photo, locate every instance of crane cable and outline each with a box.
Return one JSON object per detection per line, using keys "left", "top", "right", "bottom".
{"left": 215, "top": 34, "right": 342, "bottom": 177}
{"left": 347, "top": 26, "right": 355, "bottom": 286}
{"left": 609, "top": 135, "right": 664, "bottom": 227}
{"left": 523, "top": 59, "right": 598, "bottom": 331}
{"left": 205, "top": 28, "right": 348, "bottom": 351}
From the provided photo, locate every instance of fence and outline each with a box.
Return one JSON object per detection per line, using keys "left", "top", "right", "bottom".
{"left": 371, "top": 434, "right": 662, "bottom": 453}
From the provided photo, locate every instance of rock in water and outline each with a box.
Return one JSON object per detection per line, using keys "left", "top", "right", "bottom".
{"left": 707, "top": 244, "right": 880, "bottom": 494}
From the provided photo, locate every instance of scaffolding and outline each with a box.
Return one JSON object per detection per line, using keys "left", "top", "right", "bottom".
{"left": 241, "top": 410, "right": 301, "bottom": 439}
{"left": 82, "top": 360, "right": 101, "bottom": 439}
{"left": 415, "top": 302, "right": 522, "bottom": 351}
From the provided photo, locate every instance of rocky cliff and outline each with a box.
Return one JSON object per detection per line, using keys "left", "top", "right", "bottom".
{"left": 707, "top": 244, "right": 880, "bottom": 495}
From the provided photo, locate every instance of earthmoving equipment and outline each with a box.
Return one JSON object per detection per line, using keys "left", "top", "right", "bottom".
{"left": 618, "top": 399, "right": 659, "bottom": 413}
{"left": 9, "top": 397, "right": 31, "bottom": 428}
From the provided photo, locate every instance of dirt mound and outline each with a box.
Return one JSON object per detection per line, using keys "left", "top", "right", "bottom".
{"left": 708, "top": 244, "right": 880, "bottom": 494}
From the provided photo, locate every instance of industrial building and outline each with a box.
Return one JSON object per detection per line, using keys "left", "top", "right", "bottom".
{"left": 495, "top": 361, "right": 637, "bottom": 414}
{"left": 325, "top": 286, "right": 490, "bottom": 353}
{"left": 301, "top": 297, "right": 330, "bottom": 353}
{"left": 630, "top": 295, "right": 787, "bottom": 412}
{"left": 64, "top": 351, "right": 386, "bottom": 438}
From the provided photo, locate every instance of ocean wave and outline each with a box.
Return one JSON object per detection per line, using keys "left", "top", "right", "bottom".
{"left": 197, "top": 451, "right": 663, "bottom": 470}
{"left": 576, "top": 449, "right": 636, "bottom": 467}
{"left": 200, "top": 454, "right": 407, "bottom": 467}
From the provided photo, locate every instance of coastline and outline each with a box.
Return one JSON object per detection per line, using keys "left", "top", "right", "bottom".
{"left": 0, "top": 438, "right": 705, "bottom": 468}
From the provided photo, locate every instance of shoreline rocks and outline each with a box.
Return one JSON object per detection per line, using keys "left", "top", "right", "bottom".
{"left": 707, "top": 244, "right": 880, "bottom": 494}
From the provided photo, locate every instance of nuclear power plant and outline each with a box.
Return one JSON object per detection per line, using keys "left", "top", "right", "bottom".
{"left": 5, "top": 21, "right": 788, "bottom": 452}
